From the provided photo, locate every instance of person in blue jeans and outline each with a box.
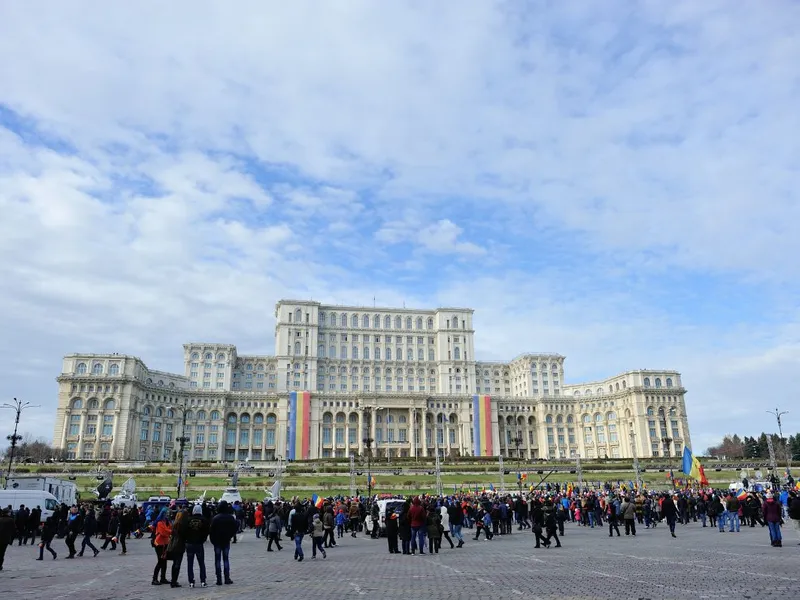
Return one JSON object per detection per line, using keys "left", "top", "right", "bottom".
{"left": 408, "top": 497, "right": 427, "bottom": 554}
{"left": 182, "top": 504, "right": 210, "bottom": 588}
{"left": 290, "top": 502, "right": 308, "bottom": 562}
{"left": 209, "top": 501, "right": 237, "bottom": 586}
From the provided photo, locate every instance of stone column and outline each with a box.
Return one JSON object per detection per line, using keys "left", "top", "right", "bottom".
{"left": 76, "top": 410, "right": 87, "bottom": 456}
{"left": 525, "top": 422, "right": 532, "bottom": 459}
{"left": 370, "top": 408, "right": 377, "bottom": 446}
{"left": 422, "top": 413, "right": 429, "bottom": 457}
{"left": 409, "top": 407, "right": 416, "bottom": 458}
{"left": 358, "top": 410, "right": 364, "bottom": 455}
{"left": 235, "top": 422, "right": 241, "bottom": 461}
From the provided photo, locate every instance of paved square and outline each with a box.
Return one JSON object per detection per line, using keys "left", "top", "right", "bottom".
{"left": 2, "top": 521, "right": 798, "bottom": 599}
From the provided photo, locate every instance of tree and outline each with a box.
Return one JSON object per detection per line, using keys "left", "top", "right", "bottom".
{"left": 0, "top": 433, "right": 62, "bottom": 464}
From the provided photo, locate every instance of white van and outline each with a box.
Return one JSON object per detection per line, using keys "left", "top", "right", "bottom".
{"left": 0, "top": 490, "right": 60, "bottom": 523}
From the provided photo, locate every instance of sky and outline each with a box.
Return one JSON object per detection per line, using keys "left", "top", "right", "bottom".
{"left": 0, "top": 1, "right": 798, "bottom": 455}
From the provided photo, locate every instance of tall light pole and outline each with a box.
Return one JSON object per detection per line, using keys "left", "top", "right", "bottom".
{"left": 766, "top": 408, "right": 790, "bottom": 479}
{"left": 170, "top": 402, "right": 190, "bottom": 499}
{"left": 363, "top": 437, "right": 373, "bottom": 499}
{"left": 513, "top": 429, "right": 523, "bottom": 493}
{"left": 2, "top": 398, "right": 39, "bottom": 489}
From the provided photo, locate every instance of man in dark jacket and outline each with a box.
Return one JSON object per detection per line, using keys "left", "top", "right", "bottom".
{"left": 78, "top": 508, "right": 99, "bottom": 557}
{"left": 209, "top": 501, "right": 236, "bottom": 586}
{"left": 408, "top": 497, "right": 427, "bottom": 555}
{"left": 661, "top": 494, "right": 678, "bottom": 538}
{"left": 0, "top": 508, "right": 17, "bottom": 570}
{"left": 37, "top": 513, "right": 59, "bottom": 560}
{"left": 290, "top": 502, "right": 307, "bottom": 561}
{"left": 182, "top": 504, "right": 210, "bottom": 587}
{"left": 64, "top": 506, "right": 84, "bottom": 558}
{"left": 788, "top": 491, "right": 800, "bottom": 546}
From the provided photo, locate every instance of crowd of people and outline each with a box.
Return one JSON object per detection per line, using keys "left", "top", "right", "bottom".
{"left": 1, "top": 483, "right": 798, "bottom": 580}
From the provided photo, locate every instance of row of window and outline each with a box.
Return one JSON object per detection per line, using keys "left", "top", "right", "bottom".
{"left": 70, "top": 398, "right": 116, "bottom": 411}
{"left": 190, "top": 352, "right": 227, "bottom": 361}
{"left": 67, "top": 414, "right": 114, "bottom": 437}
{"left": 316, "top": 312, "right": 450, "bottom": 331}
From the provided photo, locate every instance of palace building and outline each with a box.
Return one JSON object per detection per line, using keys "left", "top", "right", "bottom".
{"left": 53, "top": 300, "right": 692, "bottom": 462}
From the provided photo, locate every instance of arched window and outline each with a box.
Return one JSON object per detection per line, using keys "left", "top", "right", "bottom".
{"left": 666, "top": 377, "right": 673, "bottom": 388}
{"left": 556, "top": 415, "right": 563, "bottom": 424}
{"left": 254, "top": 413, "right": 264, "bottom": 424}
{"left": 319, "top": 312, "right": 327, "bottom": 325}
{"left": 336, "top": 413, "right": 346, "bottom": 424}
{"left": 573, "top": 390, "right": 580, "bottom": 396}
{"left": 396, "top": 348, "right": 402, "bottom": 361}
{"left": 668, "top": 407, "right": 677, "bottom": 417}
{"left": 384, "top": 315, "right": 391, "bottom": 328}
{"left": 76, "top": 362, "right": 87, "bottom": 374}
{"left": 246, "top": 363, "right": 253, "bottom": 370}
{"left": 352, "top": 314, "right": 359, "bottom": 327}
{"left": 352, "top": 347, "right": 359, "bottom": 360}
{"left": 295, "top": 309, "right": 302, "bottom": 322}
{"left": 109, "top": 364, "right": 119, "bottom": 376}
{"left": 608, "top": 384, "right": 613, "bottom": 392}
{"left": 329, "top": 346, "right": 336, "bottom": 358}
{"left": 454, "top": 347, "right": 461, "bottom": 360}
{"left": 655, "top": 378, "right": 662, "bottom": 388}
{"left": 622, "top": 381, "right": 626, "bottom": 389}
{"left": 386, "top": 348, "right": 392, "bottom": 360}
{"left": 266, "top": 414, "right": 277, "bottom": 424}
{"left": 583, "top": 414, "right": 591, "bottom": 423}
{"left": 363, "top": 347, "right": 370, "bottom": 360}
{"left": 607, "top": 412, "right": 617, "bottom": 421}
{"left": 417, "top": 348, "right": 424, "bottom": 360}
{"left": 374, "top": 347, "right": 380, "bottom": 360}
{"left": 646, "top": 407, "right": 654, "bottom": 416}
{"left": 318, "top": 345, "right": 325, "bottom": 357}
{"left": 294, "top": 342, "right": 301, "bottom": 355}
{"left": 405, "top": 349, "right": 412, "bottom": 360}
{"left": 217, "top": 353, "right": 225, "bottom": 360}
{"left": 205, "top": 353, "right": 212, "bottom": 360}
{"left": 167, "top": 409, "right": 174, "bottom": 418}
{"left": 185, "top": 411, "right": 194, "bottom": 421}
{"left": 323, "top": 413, "right": 333, "bottom": 424}
{"left": 567, "top": 414, "right": 574, "bottom": 424}
{"left": 427, "top": 317, "right": 433, "bottom": 329}
{"left": 92, "top": 363, "right": 104, "bottom": 374}
{"left": 191, "top": 352, "right": 199, "bottom": 359}
{"left": 155, "top": 407, "right": 163, "bottom": 417}
{"left": 210, "top": 411, "right": 220, "bottom": 420}
{"left": 88, "top": 399, "right": 99, "bottom": 409}
{"left": 143, "top": 406, "right": 151, "bottom": 416}
{"left": 615, "top": 382, "right": 619, "bottom": 391}
{"left": 406, "top": 317, "right": 412, "bottom": 329}
{"left": 197, "top": 410, "right": 207, "bottom": 420}
{"left": 340, "top": 346, "right": 347, "bottom": 359}
{"left": 362, "top": 315, "right": 369, "bottom": 328}
{"left": 227, "top": 413, "right": 237, "bottom": 423}
{"left": 257, "top": 363, "right": 265, "bottom": 371}
{"left": 373, "top": 315, "right": 380, "bottom": 328}
{"left": 104, "top": 399, "right": 115, "bottom": 410}
{"left": 70, "top": 398, "right": 82, "bottom": 410}
{"left": 394, "top": 316, "right": 401, "bottom": 328}
{"left": 341, "top": 313, "right": 348, "bottom": 326}
{"left": 330, "top": 313, "right": 337, "bottom": 326}
{"left": 416, "top": 317, "right": 422, "bottom": 329}
{"left": 551, "top": 363, "right": 558, "bottom": 371}
{"left": 545, "top": 415, "right": 553, "bottom": 424}
{"left": 595, "top": 413, "right": 603, "bottom": 422}
{"left": 452, "top": 315, "right": 459, "bottom": 327}
{"left": 428, "top": 349, "right": 434, "bottom": 361}
{"left": 643, "top": 377, "right": 651, "bottom": 387}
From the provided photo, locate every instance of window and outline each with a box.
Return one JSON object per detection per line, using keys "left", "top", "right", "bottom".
{"left": 329, "top": 345, "right": 336, "bottom": 358}
{"left": 341, "top": 346, "right": 347, "bottom": 359}
{"left": 108, "top": 364, "right": 119, "bottom": 375}
{"left": 454, "top": 347, "right": 460, "bottom": 360}
{"left": 427, "top": 318, "right": 433, "bottom": 329}
{"left": 386, "top": 348, "right": 392, "bottom": 360}
{"left": 352, "top": 314, "right": 358, "bottom": 327}
{"left": 294, "top": 342, "right": 301, "bottom": 355}
{"left": 341, "top": 313, "right": 348, "bottom": 326}
{"left": 643, "top": 377, "right": 651, "bottom": 387}
{"left": 655, "top": 377, "right": 662, "bottom": 388}
{"left": 210, "top": 410, "right": 220, "bottom": 420}
{"left": 666, "top": 377, "right": 673, "bottom": 388}
{"left": 76, "top": 362, "right": 87, "bottom": 374}
{"left": 352, "top": 346, "right": 359, "bottom": 359}
{"left": 428, "top": 349, "right": 434, "bottom": 361}
{"left": 394, "top": 316, "right": 401, "bottom": 328}
{"left": 330, "top": 313, "right": 337, "bottom": 326}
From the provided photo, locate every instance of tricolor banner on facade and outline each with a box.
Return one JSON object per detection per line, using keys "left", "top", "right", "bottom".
{"left": 472, "top": 394, "right": 493, "bottom": 456}
{"left": 288, "top": 390, "right": 311, "bottom": 460}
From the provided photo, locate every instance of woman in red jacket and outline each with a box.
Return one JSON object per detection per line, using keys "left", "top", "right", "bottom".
{"left": 254, "top": 505, "right": 265, "bottom": 539}
{"left": 152, "top": 515, "right": 173, "bottom": 585}
{"left": 762, "top": 493, "right": 783, "bottom": 547}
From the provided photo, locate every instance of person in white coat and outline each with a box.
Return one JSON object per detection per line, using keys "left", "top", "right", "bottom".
{"left": 439, "top": 505, "right": 455, "bottom": 549}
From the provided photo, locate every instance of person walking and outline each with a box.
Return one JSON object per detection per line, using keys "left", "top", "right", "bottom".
{"left": 607, "top": 496, "right": 621, "bottom": 537}
{"left": 266, "top": 511, "right": 283, "bottom": 551}
{"left": 439, "top": 504, "right": 455, "bottom": 549}
{"left": 64, "top": 506, "right": 83, "bottom": 559}
{"left": 209, "top": 501, "right": 237, "bottom": 585}
{"left": 385, "top": 507, "right": 399, "bottom": 554}
{"left": 78, "top": 508, "right": 100, "bottom": 557}
{"left": 322, "top": 506, "right": 335, "bottom": 548}
{"left": 183, "top": 504, "right": 209, "bottom": 588}
{"left": 37, "top": 513, "right": 58, "bottom": 560}
{"left": 398, "top": 504, "right": 412, "bottom": 555}
{"left": 661, "top": 494, "right": 678, "bottom": 538}
{"left": 348, "top": 499, "right": 361, "bottom": 538}
{"left": 408, "top": 497, "right": 427, "bottom": 554}
{"left": 788, "top": 491, "right": 800, "bottom": 545}
{"left": 0, "top": 508, "right": 17, "bottom": 570}
{"left": 763, "top": 492, "right": 783, "bottom": 547}
{"left": 311, "top": 514, "right": 326, "bottom": 559}
{"left": 290, "top": 502, "right": 308, "bottom": 562}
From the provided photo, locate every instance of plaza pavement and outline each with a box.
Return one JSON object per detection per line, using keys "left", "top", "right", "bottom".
{"left": 1, "top": 521, "right": 798, "bottom": 599}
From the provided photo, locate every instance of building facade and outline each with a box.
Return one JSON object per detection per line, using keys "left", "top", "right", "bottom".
{"left": 53, "top": 300, "right": 692, "bottom": 462}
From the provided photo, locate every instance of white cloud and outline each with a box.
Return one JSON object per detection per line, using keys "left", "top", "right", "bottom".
{"left": 0, "top": 0, "right": 798, "bottom": 449}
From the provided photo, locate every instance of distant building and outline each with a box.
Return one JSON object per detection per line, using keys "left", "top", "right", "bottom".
{"left": 54, "top": 300, "right": 691, "bottom": 462}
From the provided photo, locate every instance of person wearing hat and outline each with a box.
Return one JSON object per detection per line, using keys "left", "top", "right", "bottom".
{"left": 762, "top": 492, "right": 783, "bottom": 547}
{"left": 182, "top": 504, "right": 209, "bottom": 587}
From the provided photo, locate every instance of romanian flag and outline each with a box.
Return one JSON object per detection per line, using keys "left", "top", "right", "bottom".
{"left": 472, "top": 395, "right": 494, "bottom": 456}
{"left": 521, "top": 473, "right": 527, "bottom": 481}
{"left": 681, "top": 447, "right": 704, "bottom": 482}
{"left": 736, "top": 489, "right": 747, "bottom": 501}
{"left": 288, "top": 391, "right": 311, "bottom": 460}
{"left": 370, "top": 476, "right": 376, "bottom": 487}
{"left": 311, "top": 494, "right": 324, "bottom": 509}
{"left": 489, "top": 483, "right": 495, "bottom": 491}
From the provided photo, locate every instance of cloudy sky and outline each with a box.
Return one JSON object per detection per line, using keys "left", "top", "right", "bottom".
{"left": 1, "top": 1, "right": 798, "bottom": 454}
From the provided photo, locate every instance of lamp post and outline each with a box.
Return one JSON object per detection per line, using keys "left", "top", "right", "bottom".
{"left": 2, "top": 398, "right": 39, "bottom": 489}
{"left": 513, "top": 429, "right": 523, "bottom": 492}
{"left": 171, "top": 403, "right": 190, "bottom": 499}
{"left": 766, "top": 408, "right": 791, "bottom": 478}
{"left": 363, "top": 436, "right": 373, "bottom": 499}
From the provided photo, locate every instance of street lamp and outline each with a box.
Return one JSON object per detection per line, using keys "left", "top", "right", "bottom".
{"left": 766, "top": 408, "right": 791, "bottom": 477}
{"left": 363, "top": 436, "right": 373, "bottom": 499}
{"left": 2, "top": 398, "right": 39, "bottom": 489}
{"left": 513, "top": 429, "right": 523, "bottom": 492}
{"left": 657, "top": 408, "right": 673, "bottom": 457}
{"left": 169, "top": 402, "right": 190, "bottom": 499}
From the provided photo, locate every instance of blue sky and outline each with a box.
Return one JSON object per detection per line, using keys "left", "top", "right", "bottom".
{"left": 0, "top": 0, "right": 798, "bottom": 453}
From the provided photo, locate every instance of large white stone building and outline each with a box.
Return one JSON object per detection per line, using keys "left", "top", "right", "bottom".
{"left": 54, "top": 300, "right": 692, "bottom": 463}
